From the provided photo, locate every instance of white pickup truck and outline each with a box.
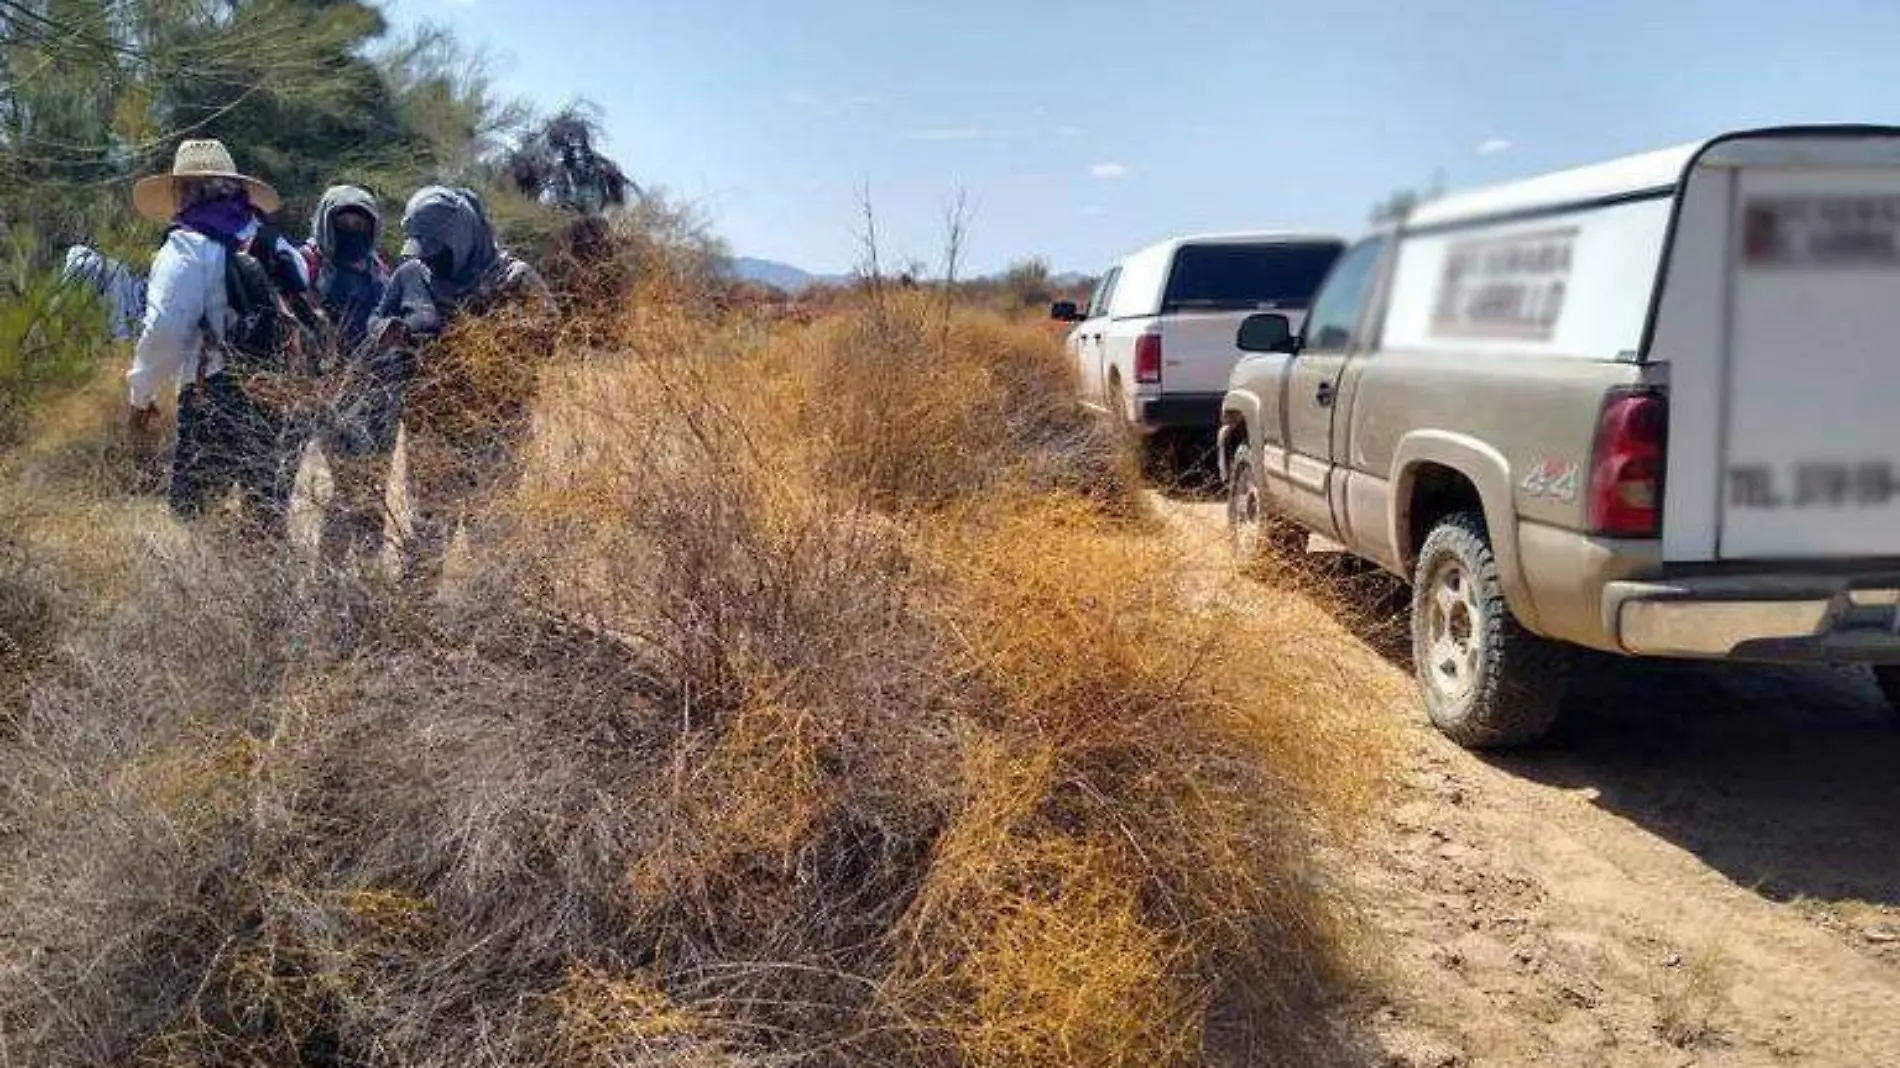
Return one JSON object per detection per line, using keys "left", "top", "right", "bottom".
{"left": 1053, "top": 233, "right": 1343, "bottom": 442}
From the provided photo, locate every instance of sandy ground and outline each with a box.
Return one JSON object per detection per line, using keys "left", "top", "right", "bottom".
{"left": 1160, "top": 495, "right": 1900, "bottom": 1068}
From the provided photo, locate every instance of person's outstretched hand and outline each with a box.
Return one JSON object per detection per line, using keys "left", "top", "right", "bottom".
{"left": 128, "top": 402, "right": 162, "bottom": 435}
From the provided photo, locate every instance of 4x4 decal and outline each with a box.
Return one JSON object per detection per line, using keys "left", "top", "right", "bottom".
{"left": 1520, "top": 458, "right": 1581, "bottom": 503}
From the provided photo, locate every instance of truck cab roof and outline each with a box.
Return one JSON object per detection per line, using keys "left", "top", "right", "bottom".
{"left": 1406, "top": 144, "right": 1699, "bottom": 231}
{"left": 1125, "top": 231, "right": 1344, "bottom": 258}
{"left": 1402, "top": 125, "right": 1900, "bottom": 233}
{"left": 1104, "top": 232, "right": 1346, "bottom": 321}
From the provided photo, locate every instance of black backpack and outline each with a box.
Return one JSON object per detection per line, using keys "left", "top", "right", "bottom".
{"left": 165, "top": 225, "right": 291, "bottom": 378}
{"left": 216, "top": 237, "right": 291, "bottom": 377}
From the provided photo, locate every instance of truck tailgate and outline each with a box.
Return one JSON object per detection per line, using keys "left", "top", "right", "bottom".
{"left": 1721, "top": 165, "right": 1900, "bottom": 559}
{"left": 1160, "top": 309, "right": 1306, "bottom": 395}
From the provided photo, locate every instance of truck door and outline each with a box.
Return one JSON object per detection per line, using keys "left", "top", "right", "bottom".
{"left": 1278, "top": 236, "right": 1388, "bottom": 539}
{"left": 1075, "top": 267, "right": 1119, "bottom": 410}
{"left": 1715, "top": 149, "right": 1900, "bottom": 559}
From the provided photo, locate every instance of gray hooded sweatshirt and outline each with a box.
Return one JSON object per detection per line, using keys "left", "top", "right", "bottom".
{"left": 376, "top": 186, "right": 550, "bottom": 338}
{"left": 309, "top": 184, "right": 383, "bottom": 267}
{"left": 307, "top": 185, "right": 387, "bottom": 351}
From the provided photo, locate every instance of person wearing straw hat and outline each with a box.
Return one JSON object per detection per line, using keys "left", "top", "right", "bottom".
{"left": 127, "top": 138, "right": 300, "bottom": 536}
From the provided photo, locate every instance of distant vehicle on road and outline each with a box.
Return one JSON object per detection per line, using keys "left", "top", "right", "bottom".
{"left": 1052, "top": 233, "right": 1343, "bottom": 447}
{"left": 1219, "top": 125, "right": 1900, "bottom": 748}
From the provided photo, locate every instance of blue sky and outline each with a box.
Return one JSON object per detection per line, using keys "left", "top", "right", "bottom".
{"left": 379, "top": 0, "right": 1900, "bottom": 275}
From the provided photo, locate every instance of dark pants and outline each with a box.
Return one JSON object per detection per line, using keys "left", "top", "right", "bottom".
{"left": 400, "top": 427, "right": 514, "bottom": 595}
{"left": 169, "top": 373, "right": 294, "bottom": 537}
{"left": 331, "top": 339, "right": 530, "bottom": 594}
{"left": 319, "top": 448, "right": 394, "bottom": 568}
{"left": 318, "top": 351, "right": 409, "bottom": 570}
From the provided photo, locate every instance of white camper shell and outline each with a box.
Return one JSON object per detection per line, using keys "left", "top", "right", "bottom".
{"left": 1395, "top": 125, "right": 1900, "bottom": 565}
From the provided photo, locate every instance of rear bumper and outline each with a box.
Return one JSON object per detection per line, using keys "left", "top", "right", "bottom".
{"left": 1138, "top": 392, "right": 1223, "bottom": 431}
{"left": 1605, "top": 573, "right": 1900, "bottom": 662}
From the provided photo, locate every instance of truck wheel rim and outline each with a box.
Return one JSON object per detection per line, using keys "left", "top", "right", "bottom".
{"left": 1424, "top": 559, "right": 1481, "bottom": 703}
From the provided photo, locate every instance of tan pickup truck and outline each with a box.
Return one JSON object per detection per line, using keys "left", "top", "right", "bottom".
{"left": 1218, "top": 126, "right": 1900, "bottom": 748}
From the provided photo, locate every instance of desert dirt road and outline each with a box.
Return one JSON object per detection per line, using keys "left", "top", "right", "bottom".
{"left": 1159, "top": 494, "right": 1900, "bottom": 1068}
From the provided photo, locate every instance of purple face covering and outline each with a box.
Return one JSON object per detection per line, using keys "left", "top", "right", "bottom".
{"left": 175, "top": 189, "right": 255, "bottom": 244}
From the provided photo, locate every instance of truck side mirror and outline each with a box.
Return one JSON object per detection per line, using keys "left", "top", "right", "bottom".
{"left": 1236, "top": 312, "right": 1297, "bottom": 354}
{"left": 1049, "top": 300, "right": 1084, "bottom": 323}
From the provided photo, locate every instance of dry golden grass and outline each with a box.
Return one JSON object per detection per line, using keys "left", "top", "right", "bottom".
{"left": 0, "top": 271, "right": 1396, "bottom": 1066}
{"left": 1654, "top": 941, "right": 1731, "bottom": 1050}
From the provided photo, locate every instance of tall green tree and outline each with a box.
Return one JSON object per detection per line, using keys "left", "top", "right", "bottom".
{"left": 1, "top": 0, "right": 509, "bottom": 258}
{"left": 137, "top": 0, "right": 419, "bottom": 229}
{"left": 376, "top": 21, "right": 526, "bottom": 190}
{"left": 0, "top": 0, "right": 134, "bottom": 253}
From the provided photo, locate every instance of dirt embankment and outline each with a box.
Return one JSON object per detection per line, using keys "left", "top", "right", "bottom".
{"left": 1161, "top": 496, "right": 1900, "bottom": 1068}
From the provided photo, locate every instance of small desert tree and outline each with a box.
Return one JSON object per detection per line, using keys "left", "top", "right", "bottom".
{"left": 502, "top": 102, "right": 636, "bottom": 217}
{"left": 1002, "top": 257, "right": 1055, "bottom": 309}
{"left": 1368, "top": 169, "right": 1447, "bottom": 226}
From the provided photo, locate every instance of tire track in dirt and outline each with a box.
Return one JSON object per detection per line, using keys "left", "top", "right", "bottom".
{"left": 1157, "top": 494, "right": 1900, "bottom": 1067}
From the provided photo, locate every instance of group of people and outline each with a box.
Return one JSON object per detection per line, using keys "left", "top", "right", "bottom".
{"left": 124, "top": 138, "right": 554, "bottom": 581}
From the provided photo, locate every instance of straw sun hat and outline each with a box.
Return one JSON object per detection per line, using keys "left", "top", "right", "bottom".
{"left": 132, "top": 139, "right": 281, "bottom": 223}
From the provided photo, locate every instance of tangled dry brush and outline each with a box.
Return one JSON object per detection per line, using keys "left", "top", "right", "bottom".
{"left": 0, "top": 275, "right": 1393, "bottom": 1066}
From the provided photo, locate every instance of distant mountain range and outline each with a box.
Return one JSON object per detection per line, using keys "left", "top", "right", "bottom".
{"left": 730, "top": 257, "right": 849, "bottom": 293}
{"left": 731, "top": 256, "right": 1092, "bottom": 294}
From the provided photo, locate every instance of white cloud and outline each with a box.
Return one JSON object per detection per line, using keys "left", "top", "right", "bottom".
{"left": 1476, "top": 137, "right": 1513, "bottom": 156}
{"left": 1056, "top": 125, "right": 1084, "bottom": 138}
{"left": 902, "top": 126, "right": 1003, "bottom": 142}
{"left": 1079, "top": 204, "right": 1106, "bottom": 217}
{"left": 1090, "top": 161, "right": 1130, "bottom": 180}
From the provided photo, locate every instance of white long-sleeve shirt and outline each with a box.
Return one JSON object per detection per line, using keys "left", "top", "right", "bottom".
{"left": 127, "top": 229, "right": 230, "bottom": 408}
{"left": 126, "top": 226, "right": 310, "bottom": 408}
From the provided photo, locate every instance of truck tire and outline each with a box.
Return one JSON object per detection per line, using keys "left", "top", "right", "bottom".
{"left": 1871, "top": 666, "right": 1900, "bottom": 717}
{"left": 1104, "top": 372, "right": 1132, "bottom": 433}
{"left": 1225, "top": 443, "right": 1305, "bottom": 564}
{"left": 1411, "top": 512, "right": 1569, "bottom": 748}
{"left": 1103, "top": 373, "right": 1156, "bottom": 473}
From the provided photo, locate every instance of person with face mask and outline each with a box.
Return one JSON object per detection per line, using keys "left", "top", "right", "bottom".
{"left": 365, "top": 186, "right": 554, "bottom": 590}
{"left": 300, "top": 185, "right": 395, "bottom": 566}
{"left": 126, "top": 139, "right": 297, "bottom": 535}
{"left": 377, "top": 186, "right": 550, "bottom": 330}
{"left": 303, "top": 186, "right": 390, "bottom": 357}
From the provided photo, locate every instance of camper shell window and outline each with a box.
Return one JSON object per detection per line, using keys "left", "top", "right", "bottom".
{"left": 1159, "top": 243, "right": 1342, "bottom": 314}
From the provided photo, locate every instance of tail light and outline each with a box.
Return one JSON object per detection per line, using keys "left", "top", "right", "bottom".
{"left": 1588, "top": 390, "right": 1667, "bottom": 537}
{"left": 1134, "top": 332, "right": 1162, "bottom": 384}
